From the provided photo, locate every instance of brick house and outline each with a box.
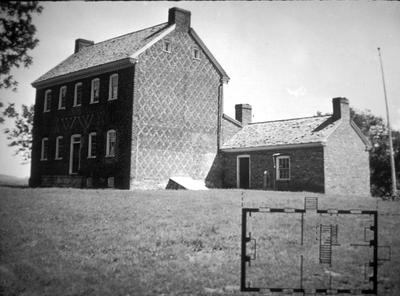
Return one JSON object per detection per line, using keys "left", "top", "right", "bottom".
{"left": 30, "top": 7, "right": 370, "bottom": 195}
{"left": 220, "top": 98, "right": 371, "bottom": 196}
{"left": 30, "top": 8, "right": 228, "bottom": 189}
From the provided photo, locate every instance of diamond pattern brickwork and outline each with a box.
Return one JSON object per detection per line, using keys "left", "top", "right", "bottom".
{"left": 131, "top": 30, "right": 221, "bottom": 183}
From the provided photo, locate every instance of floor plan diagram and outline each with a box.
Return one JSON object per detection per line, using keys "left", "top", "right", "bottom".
{"left": 241, "top": 197, "right": 390, "bottom": 295}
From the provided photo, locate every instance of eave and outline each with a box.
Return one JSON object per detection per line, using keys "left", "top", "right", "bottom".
{"left": 222, "top": 113, "right": 242, "bottom": 128}
{"left": 221, "top": 141, "right": 325, "bottom": 153}
{"left": 130, "top": 24, "right": 176, "bottom": 59}
{"left": 350, "top": 120, "right": 372, "bottom": 150}
{"left": 31, "top": 57, "right": 136, "bottom": 89}
{"left": 189, "top": 28, "right": 230, "bottom": 83}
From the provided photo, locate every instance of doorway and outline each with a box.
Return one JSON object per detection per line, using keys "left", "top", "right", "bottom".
{"left": 237, "top": 155, "right": 250, "bottom": 189}
{"left": 69, "top": 134, "right": 81, "bottom": 174}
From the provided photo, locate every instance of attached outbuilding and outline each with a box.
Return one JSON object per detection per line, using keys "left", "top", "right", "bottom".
{"left": 220, "top": 98, "right": 371, "bottom": 196}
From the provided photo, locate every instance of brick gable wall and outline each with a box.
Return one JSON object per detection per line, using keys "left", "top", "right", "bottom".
{"left": 30, "top": 67, "right": 135, "bottom": 189}
{"left": 221, "top": 115, "right": 242, "bottom": 145}
{"left": 324, "top": 121, "right": 370, "bottom": 196}
{"left": 131, "top": 30, "right": 222, "bottom": 188}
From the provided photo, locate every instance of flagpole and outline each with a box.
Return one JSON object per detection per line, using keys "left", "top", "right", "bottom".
{"left": 377, "top": 47, "right": 397, "bottom": 196}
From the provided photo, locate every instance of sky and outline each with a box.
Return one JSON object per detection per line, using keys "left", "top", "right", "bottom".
{"left": 1, "top": 1, "right": 400, "bottom": 178}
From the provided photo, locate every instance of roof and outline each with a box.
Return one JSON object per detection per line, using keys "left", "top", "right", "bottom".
{"left": 33, "top": 20, "right": 229, "bottom": 87}
{"left": 221, "top": 115, "right": 341, "bottom": 150}
{"left": 33, "top": 23, "right": 170, "bottom": 85}
{"left": 222, "top": 113, "right": 242, "bottom": 127}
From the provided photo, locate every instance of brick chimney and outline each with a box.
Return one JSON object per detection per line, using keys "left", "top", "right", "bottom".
{"left": 332, "top": 97, "right": 350, "bottom": 121}
{"left": 168, "top": 7, "right": 191, "bottom": 32}
{"left": 235, "top": 104, "right": 252, "bottom": 126}
{"left": 74, "top": 38, "right": 94, "bottom": 53}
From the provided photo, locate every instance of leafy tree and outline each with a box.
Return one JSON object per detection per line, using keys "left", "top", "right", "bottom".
{"left": 0, "top": 102, "right": 3, "bottom": 123}
{"left": 0, "top": 1, "right": 43, "bottom": 90}
{"left": 0, "top": 103, "right": 34, "bottom": 163}
{"left": 351, "top": 108, "right": 400, "bottom": 197}
{"left": 315, "top": 110, "right": 330, "bottom": 116}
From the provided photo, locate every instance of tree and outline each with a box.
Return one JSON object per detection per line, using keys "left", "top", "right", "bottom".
{"left": 0, "top": 1, "right": 43, "bottom": 90}
{"left": 0, "top": 102, "right": 3, "bottom": 123}
{"left": 315, "top": 110, "right": 330, "bottom": 116}
{"left": 351, "top": 108, "right": 400, "bottom": 198}
{"left": 0, "top": 103, "right": 34, "bottom": 163}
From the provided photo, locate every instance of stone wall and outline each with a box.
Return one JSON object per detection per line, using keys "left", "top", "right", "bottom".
{"left": 222, "top": 146, "right": 325, "bottom": 192}
{"left": 324, "top": 121, "right": 370, "bottom": 196}
{"left": 30, "top": 66, "right": 135, "bottom": 189}
{"left": 131, "top": 29, "right": 222, "bottom": 187}
{"left": 41, "top": 175, "right": 84, "bottom": 188}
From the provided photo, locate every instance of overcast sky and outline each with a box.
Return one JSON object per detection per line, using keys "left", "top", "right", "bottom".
{"left": 1, "top": 1, "right": 399, "bottom": 178}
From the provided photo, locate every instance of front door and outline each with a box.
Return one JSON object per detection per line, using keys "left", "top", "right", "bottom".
{"left": 238, "top": 156, "right": 250, "bottom": 189}
{"left": 70, "top": 135, "right": 81, "bottom": 174}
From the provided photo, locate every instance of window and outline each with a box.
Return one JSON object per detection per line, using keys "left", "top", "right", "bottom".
{"left": 108, "top": 74, "right": 118, "bottom": 100}
{"left": 88, "top": 132, "right": 97, "bottom": 158}
{"left": 74, "top": 82, "right": 82, "bottom": 106}
{"left": 90, "top": 78, "right": 100, "bottom": 103}
{"left": 193, "top": 47, "right": 200, "bottom": 60}
{"left": 41, "top": 137, "right": 49, "bottom": 160}
{"left": 163, "top": 40, "right": 171, "bottom": 53}
{"left": 276, "top": 156, "right": 290, "bottom": 180}
{"left": 44, "top": 90, "right": 51, "bottom": 112}
{"left": 106, "top": 129, "right": 116, "bottom": 157}
{"left": 58, "top": 86, "right": 67, "bottom": 109}
{"left": 55, "top": 136, "right": 63, "bottom": 160}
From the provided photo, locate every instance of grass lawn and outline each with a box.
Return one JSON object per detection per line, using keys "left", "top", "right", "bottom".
{"left": 0, "top": 187, "right": 399, "bottom": 295}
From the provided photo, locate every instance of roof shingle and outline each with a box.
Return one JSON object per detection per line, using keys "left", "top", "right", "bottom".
{"left": 33, "top": 23, "right": 170, "bottom": 84}
{"left": 221, "top": 115, "right": 340, "bottom": 150}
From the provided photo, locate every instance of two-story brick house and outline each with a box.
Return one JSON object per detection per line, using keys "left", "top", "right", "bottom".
{"left": 30, "top": 7, "right": 228, "bottom": 189}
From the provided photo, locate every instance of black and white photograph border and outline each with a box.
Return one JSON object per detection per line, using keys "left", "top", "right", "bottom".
{"left": 0, "top": 2, "right": 399, "bottom": 295}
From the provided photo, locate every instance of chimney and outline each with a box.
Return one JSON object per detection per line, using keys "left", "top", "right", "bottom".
{"left": 235, "top": 104, "right": 252, "bottom": 126}
{"left": 168, "top": 7, "right": 191, "bottom": 32}
{"left": 74, "top": 38, "right": 94, "bottom": 53}
{"left": 332, "top": 97, "right": 350, "bottom": 121}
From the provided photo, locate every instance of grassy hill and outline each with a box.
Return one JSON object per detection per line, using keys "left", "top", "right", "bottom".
{"left": 0, "top": 187, "right": 398, "bottom": 295}
{"left": 0, "top": 174, "right": 28, "bottom": 187}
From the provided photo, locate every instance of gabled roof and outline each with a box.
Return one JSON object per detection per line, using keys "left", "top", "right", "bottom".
{"left": 33, "top": 23, "right": 171, "bottom": 86}
{"left": 32, "top": 19, "right": 229, "bottom": 88}
{"left": 221, "top": 115, "right": 341, "bottom": 151}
